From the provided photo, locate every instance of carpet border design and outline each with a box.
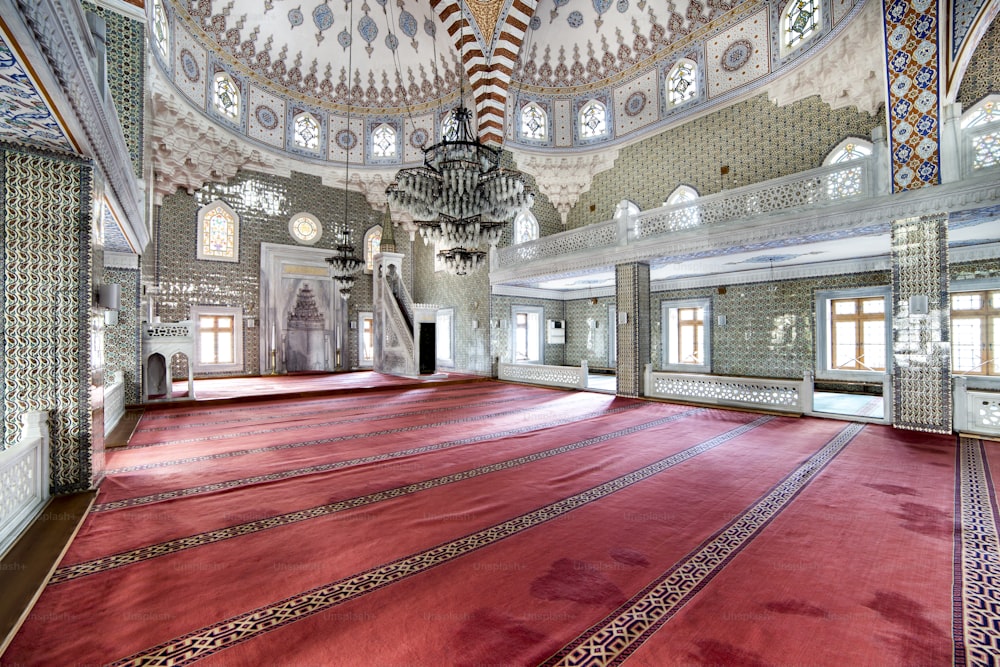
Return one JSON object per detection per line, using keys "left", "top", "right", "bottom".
{"left": 109, "top": 415, "right": 777, "bottom": 666}
{"left": 55, "top": 406, "right": 701, "bottom": 582}
{"left": 541, "top": 421, "right": 866, "bottom": 665}
{"left": 953, "top": 437, "right": 1000, "bottom": 664}
{"left": 94, "top": 403, "right": 646, "bottom": 511}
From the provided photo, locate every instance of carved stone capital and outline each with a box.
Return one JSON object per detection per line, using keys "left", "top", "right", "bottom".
{"left": 511, "top": 148, "right": 620, "bottom": 225}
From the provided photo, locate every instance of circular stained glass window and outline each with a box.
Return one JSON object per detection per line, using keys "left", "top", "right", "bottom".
{"left": 289, "top": 213, "right": 322, "bottom": 245}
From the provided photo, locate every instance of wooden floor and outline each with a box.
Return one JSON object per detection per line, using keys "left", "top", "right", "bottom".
{"left": 0, "top": 491, "right": 95, "bottom": 655}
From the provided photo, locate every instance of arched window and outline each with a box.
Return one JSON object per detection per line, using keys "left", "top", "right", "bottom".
{"left": 666, "top": 59, "right": 697, "bottom": 107}
{"left": 213, "top": 72, "right": 240, "bottom": 121}
{"left": 782, "top": 0, "right": 821, "bottom": 56}
{"left": 289, "top": 212, "right": 322, "bottom": 245}
{"left": 962, "top": 97, "right": 1000, "bottom": 171}
{"left": 293, "top": 112, "right": 320, "bottom": 151}
{"left": 152, "top": 0, "right": 169, "bottom": 57}
{"left": 824, "top": 139, "right": 873, "bottom": 164}
{"left": 372, "top": 123, "right": 397, "bottom": 158}
{"left": 579, "top": 100, "right": 608, "bottom": 139}
{"left": 197, "top": 200, "right": 239, "bottom": 262}
{"left": 664, "top": 185, "right": 700, "bottom": 229}
{"left": 513, "top": 211, "right": 539, "bottom": 245}
{"left": 823, "top": 139, "right": 873, "bottom": 199}
{"left": 364, "top": 225, "right": 382, "bottom": 272}
{"left": 441, "top": 111, "right": 459, "bottom": 141}
{"left": 520, "top": 102, "right": 547, "bottom": 140}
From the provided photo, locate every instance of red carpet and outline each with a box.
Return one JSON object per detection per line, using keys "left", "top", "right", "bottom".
{"left": 3, "top": 380, "right": 995, "bottom": 666}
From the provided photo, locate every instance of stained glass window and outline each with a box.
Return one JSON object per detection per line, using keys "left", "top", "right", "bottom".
{"left": 197, "top": 201, "right": 239, "bottom": 261}
{"left": 579, "top": 100, "right": 608, "bottom": 139}
{"left": 372, "top": 124, "right": 397, "bottom": 158}
{"left": 782, "top": 0, "right": 820, "bottom": 54}
{"left": 152, "top": 0, "right": 169, "bottom": 57}
{"left": 666, "top": 59, "right": 697, "bottom": 107}
{"left": 513, "top": 211, "right": 539, "bottom": 245}
{"left": 293, "top": 113, "right": 320, "bottom": 151}
{"left": 520, "top": 103, "right": 547, "bottom": 140}
{"left": 213, "top": 72, "right": 240, "bottom": 121}
{"left": 442, "top": 112, "right": 459, "bottom": 141}
{"left": 364, "top": 225, "right": 382, "bottom": 272}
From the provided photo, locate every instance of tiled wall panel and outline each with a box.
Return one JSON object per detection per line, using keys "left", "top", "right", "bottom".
{"left": 568, "top": 94, "right": 880, "bottom": 228}
{"left": 104, "top": 267, "right": 142, "bottom": 404}
{"left": 85, "top": 3, "right": 145, "bottom": 178}
{"left": 1, "top": 146, "right": 94, "bottom": 493}
{"left": 149, "top": 170, "right": 381, "bottom": 376}
{"left": 957, "top": 16, "right": 1000, "bottom": 108}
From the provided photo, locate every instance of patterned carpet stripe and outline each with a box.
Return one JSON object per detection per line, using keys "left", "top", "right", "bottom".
{"left": 94, "top": 403, "right": 647, "bottom": 511}
{"left": 134, "top": 383, "right": 505, "bottom": 432}
{"left": 541, "top": 421, "right": 866, "bottom": 666}
{"left": 953, "top": 438, "right": 1000, "bottom": 665}
{"left": 110, "top": 416, "right": 777, "bottom": 666}
{"left": 136, "top": 384, "right": 498, "bottom": 433}
{"left": 53, "top": 408, "right": 707, "bottom": 583}
{"left": 106, "top": 396, "right": 614, "bottom": 474}
{"left": 121, "top": 394, "right": 529, "bottom": 450}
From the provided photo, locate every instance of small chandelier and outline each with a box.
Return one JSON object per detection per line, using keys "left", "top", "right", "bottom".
{"left": 386, "top": 104, "right": 533, "bottom": 255}
{"left": 437, "top": 246, "right": 486, "bottom": 276}
{"left": 326, "top": 228, "right": 363, "bottom": 299}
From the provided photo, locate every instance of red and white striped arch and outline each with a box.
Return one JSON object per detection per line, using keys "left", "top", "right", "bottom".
{"left": 430, "top": 0, "right": 537, "bottom": 147}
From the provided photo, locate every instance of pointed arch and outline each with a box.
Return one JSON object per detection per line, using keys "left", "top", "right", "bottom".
{"left": 666, "top": 58, "right": 697, "bottom": 107}
{"left": 197, "top": 200, "right": 239, "bottom": 262}
{"left": 823, "top": 138, "right": 873, "bottom": 165}
{"left": 212, "top": 71, "right": 240, "bottom": 121}
{"left": 293, "top": 112, "right": 321, "bottom": 151}
{"left": 579, "top": 99, "right": 608, "bottom": 139}
{"left": 781, "top": 0, "right": 821, "bottom": 57}
{"left": 372, "top": 123, "right": 397, "bottom": 158}
{"left": 364, "top": 224, "right": 383, "bottom": 273}
{"left": 513, "top": 210, "right": 539, "bottom": 245}
{"left": 520, "top": 102, "right": 547, "bottom": 141}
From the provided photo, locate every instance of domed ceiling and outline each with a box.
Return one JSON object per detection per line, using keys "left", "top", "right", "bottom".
{"left": 153, "top": 0, "right": 872, "bottom": 177}
{"left": 158, "top": 0, "right": 794, "bottom": 137}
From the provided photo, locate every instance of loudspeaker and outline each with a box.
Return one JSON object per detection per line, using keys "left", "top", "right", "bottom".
{"left": 97, "top": 283, "right": 120, "bottom": 311}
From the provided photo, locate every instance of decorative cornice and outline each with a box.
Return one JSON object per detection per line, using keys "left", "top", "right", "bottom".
{"left": 511, "top": 147, "right": 620, "bottom": 225}
{"left": 12, "top": 0, "right": 147, "bottom": 251}
{"left": 104, "top": 250, "right": 140, "bottom": 269}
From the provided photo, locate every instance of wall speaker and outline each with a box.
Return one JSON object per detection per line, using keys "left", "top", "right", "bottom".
{"left": 97, "top": 283, "right": 120, "bottom": 311}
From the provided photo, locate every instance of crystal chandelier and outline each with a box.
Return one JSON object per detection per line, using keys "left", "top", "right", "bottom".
{"left": 386, "top": 104, "right": 533, "bottom": 256}
{"left": 326, "top": 228, "right": 363, "bottom": 299}
{"left": 327, "top": 3, "right": 363, "bottom": 299}
{"left": 437, "top": 246, "right": 486, "bottom": 276}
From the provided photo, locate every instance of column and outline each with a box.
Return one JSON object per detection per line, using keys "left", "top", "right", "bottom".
{"left": 615, "top": 262, "right": 650, "bottom": 398}
{"left": 890, "top": 213, "right": 951, "bottom": 433}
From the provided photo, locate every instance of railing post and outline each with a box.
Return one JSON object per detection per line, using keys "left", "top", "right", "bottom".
{"left": 953, "top": 375, "right": 968, "bottom": 433}
{"left": 882, "top": 373, "right": 894, "bottom": 425}
{"left": 580, "top": 360, "right": 589, "bottom": 389}
{"left": 643, "top": 363, "right": 652, "bottom": 397}
{"left": 801, "top": 370, "right": 814, "bottom": 414}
